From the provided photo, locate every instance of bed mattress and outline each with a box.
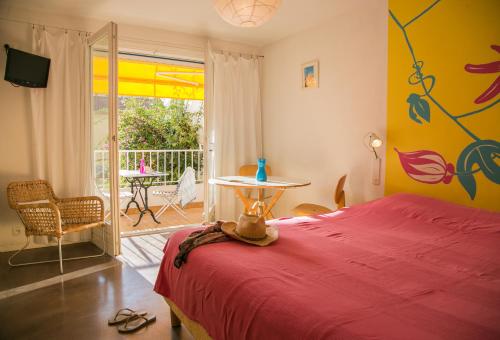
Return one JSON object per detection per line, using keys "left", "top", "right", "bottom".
{"left": 154, "top": 194, "right": 500, "bottom": 340}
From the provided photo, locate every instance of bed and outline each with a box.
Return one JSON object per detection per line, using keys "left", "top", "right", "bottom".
{"left": 154, "top": 193, "right": 500, "bottom": 340}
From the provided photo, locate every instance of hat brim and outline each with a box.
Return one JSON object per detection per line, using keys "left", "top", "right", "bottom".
{"left": 221, "top": 221, "right": 278, "bottom": 246}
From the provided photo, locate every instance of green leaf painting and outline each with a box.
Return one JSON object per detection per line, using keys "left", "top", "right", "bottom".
{"left": 456, "top": 140, "right": 500, "bottom": 199}
{"left": 407, "top": 93, "right": 430, "bottom": 124}
{"left": 389, "top": 1, "right": 499, "bottom": 201}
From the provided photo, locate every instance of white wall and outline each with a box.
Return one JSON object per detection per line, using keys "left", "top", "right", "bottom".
{"left": 0, "top": 20, "right": 34, "bottom": 252}
{"left": 261, "top": 2, "right": 388, "bottom": 217}
{"left": 0, "top": 6, "right": 258, "bottom": 252}
{"left": 0, "top": 2, "right": 388, "bottom": 250}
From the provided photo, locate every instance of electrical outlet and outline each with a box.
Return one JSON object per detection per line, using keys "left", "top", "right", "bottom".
{"left": 12, "top": 224, "right": 22, "bottom": 236}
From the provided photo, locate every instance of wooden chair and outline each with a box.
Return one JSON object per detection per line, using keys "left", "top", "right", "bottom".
{"left": 292, "top": 174, "right": 347, "bottom": 217}
{"left": 7, "top": 180, "right": 106, "bottom": 274}
{"left": 238, "top": 164, "right": 272, "bottom": 177}
{"left": 238, "top": 164, "right": 273, "bottom": 218}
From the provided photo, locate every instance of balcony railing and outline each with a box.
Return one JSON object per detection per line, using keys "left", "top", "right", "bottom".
{"left": 94, "top": 149, "right": 203, "bottom": 188}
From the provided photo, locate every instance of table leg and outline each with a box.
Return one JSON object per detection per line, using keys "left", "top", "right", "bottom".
{"left": 133, "top": 177, "right": 161, "bottom": 227}
{"left": 143, "top": 179, "right": 161, "bottom": 224}
{"left": 124, "top": 179, "right": 141, "bottom": 213}
{"left": 234, "top": 188, "right": 253, "bottom": 212}
{"left": 263, "top": 190, "right": 284, "bottom": 217}
{"left": 257, "top": 188, "right": 265, "bottom": 217}
{"left": 265, "top": 206, "right": 274, "bottom": 220}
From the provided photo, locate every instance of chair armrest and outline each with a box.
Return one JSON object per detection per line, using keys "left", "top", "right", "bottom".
{"left": 15, "top": 202, "right": 63, "bottom": 237}
{"left": 57, "top": 196, "right": 104, "bottom": 225}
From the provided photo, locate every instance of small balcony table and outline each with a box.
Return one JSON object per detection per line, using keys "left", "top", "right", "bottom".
{"left": 120, "top": 170, "right": 166, "bottom": 227}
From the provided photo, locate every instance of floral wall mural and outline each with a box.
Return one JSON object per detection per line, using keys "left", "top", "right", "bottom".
{"left": 386, "top": 0, "right": 499, "bottom": 211}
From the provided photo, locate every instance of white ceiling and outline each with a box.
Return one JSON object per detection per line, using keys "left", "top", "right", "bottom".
{"left": 1, "top": 0, "right": 371, "bottom": 46}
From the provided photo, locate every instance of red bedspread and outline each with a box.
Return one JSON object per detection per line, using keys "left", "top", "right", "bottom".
{"left": 154, "top": 194, "right": 500, "bottom": 340}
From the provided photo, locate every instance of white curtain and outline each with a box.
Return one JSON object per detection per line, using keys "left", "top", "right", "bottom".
{"left": 206, "top": 45, "right": 263, "bottom": 220}
{"left": 30, "top": 26, "right": 91, "bottom": 243}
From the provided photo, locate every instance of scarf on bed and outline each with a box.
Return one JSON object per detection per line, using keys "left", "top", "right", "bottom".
{"left": 174, "top": 221, "right": 231, "bottom": 268}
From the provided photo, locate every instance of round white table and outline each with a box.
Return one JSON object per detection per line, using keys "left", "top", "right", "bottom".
{"left": 209, "top": 176, "right": 311, "bottom": 218}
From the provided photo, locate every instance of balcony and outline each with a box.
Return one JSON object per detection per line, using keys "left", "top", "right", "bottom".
{"left": 94, "top": 148, "right": 204, "bottom": 236}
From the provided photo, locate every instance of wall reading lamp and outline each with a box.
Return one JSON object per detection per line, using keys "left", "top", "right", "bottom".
{"left": 367, "top": 133, "right": 383, "bottom": 159}
{"left": 365, "top": 133, "right": 383, "bottom": 185}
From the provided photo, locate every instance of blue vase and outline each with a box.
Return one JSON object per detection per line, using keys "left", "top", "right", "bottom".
{"left": 256, "top": 158, "right": 267, "bottom": 182}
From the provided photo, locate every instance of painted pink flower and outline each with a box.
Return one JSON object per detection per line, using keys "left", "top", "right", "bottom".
{"left": 464, "top": 45, "right": 500, "bottom": 104}
{"left": 395, "top": 148, "right": 454, "bottom": 184}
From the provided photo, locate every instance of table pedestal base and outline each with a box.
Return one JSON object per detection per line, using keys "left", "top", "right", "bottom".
{"left": 234, "top": 188, "right": 284, "bottom": 219}
{"left": 124, "top": 176, "right": 161, "bottom": 227}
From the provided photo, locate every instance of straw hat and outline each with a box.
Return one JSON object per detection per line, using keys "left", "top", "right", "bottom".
{"left": 221, "top": 213, "right": 278, "bottom": 246}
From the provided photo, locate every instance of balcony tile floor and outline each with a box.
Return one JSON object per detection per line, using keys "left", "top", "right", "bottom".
{"left": 119, "top": 204, "right": 203, "bottom": 236}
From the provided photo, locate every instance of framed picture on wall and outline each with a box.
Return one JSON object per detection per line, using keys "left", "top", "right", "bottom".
{"left": 301, "top": 60, "right": 319, "bottom": 88}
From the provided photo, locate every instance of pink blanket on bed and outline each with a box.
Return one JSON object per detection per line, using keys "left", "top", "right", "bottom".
{"left": 154, "top": 194, "right": 500, "bottom": 340}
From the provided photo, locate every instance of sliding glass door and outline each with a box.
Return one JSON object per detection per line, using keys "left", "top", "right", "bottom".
{"left": 89, "top": 23, "right": 120, "bottom": 255}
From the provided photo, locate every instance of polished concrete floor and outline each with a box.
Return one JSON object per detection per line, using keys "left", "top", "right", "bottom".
{"left": 0, "top": 242, "right": 113, "bottom": 291}
{"left": 0, "top": 243, "right": 193, "bottom": 340}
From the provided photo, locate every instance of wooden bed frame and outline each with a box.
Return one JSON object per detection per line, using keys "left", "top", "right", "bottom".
{"left": 164, "top": 297, "right": 212, "bottom": 340}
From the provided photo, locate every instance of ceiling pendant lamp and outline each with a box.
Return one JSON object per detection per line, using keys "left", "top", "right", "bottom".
{"left": 213, "top": 0, "right": 282, "bottom": 28}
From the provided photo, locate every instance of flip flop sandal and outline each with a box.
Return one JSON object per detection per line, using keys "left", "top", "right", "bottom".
{"left": 108, "top": 308, "right": 147, "bottom": 326}
{"left": 118, "top": 313, "right": 156, "bottom": 333}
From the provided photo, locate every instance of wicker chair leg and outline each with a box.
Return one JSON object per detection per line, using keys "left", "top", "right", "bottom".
{"left": 58, "top": 237, "right": 63, "bottom": 274}
{"left": 8, "top": 227, "right": 107, "bottom": 273}
{"left": 61, "top": 227, "right": 106, "bottom": 261}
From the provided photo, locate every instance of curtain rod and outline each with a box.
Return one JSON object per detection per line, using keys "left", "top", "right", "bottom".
{"left": 211, "top": 49, "right": 264, "bottom": 58}
{"left": 0, "top": 17, "right": 264, "bottom": 58}
{"left": 0, "top": 17, "right": 90, "bottom": 34}
{"left": 0, "top": 17, "right": 202, "bottom": 53}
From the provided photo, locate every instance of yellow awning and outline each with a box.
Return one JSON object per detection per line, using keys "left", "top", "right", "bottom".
{"left": 92, "top": 56, "right": 204, "bottom": 100}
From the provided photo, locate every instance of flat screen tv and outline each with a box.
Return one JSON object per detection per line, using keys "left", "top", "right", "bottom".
{"left": 4, "top": 46, "right": 50, "bottom": 88}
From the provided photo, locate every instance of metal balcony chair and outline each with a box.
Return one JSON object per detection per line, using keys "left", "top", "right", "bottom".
{"left": 153, "top": 167, "right": 197, "bottom": 222}
{"left": 95, "top": 183, "right": 134, "bottom": 222}
{"left": 7, "top": 180, "right": 106, "bottom": 274}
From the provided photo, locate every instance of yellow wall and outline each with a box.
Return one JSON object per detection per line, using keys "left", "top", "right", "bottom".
{"left": 386, "top": 0, "right": 500, "bottom": 211}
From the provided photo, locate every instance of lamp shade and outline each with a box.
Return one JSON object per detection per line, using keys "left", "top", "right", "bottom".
{"left": 213, "top": 0, "right": 282, "bottom": 28}
{"left": 369, "top": 134, "right": 383, "bottom": 148}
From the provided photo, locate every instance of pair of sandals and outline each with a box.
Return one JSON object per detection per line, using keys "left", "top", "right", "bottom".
{"left": 108, "top": 308, "right": 156, "bottom": 333}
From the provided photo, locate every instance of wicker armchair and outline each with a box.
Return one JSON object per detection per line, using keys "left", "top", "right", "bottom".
{"left": 7, "top": 180, "right": 106, "bottom": 274}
